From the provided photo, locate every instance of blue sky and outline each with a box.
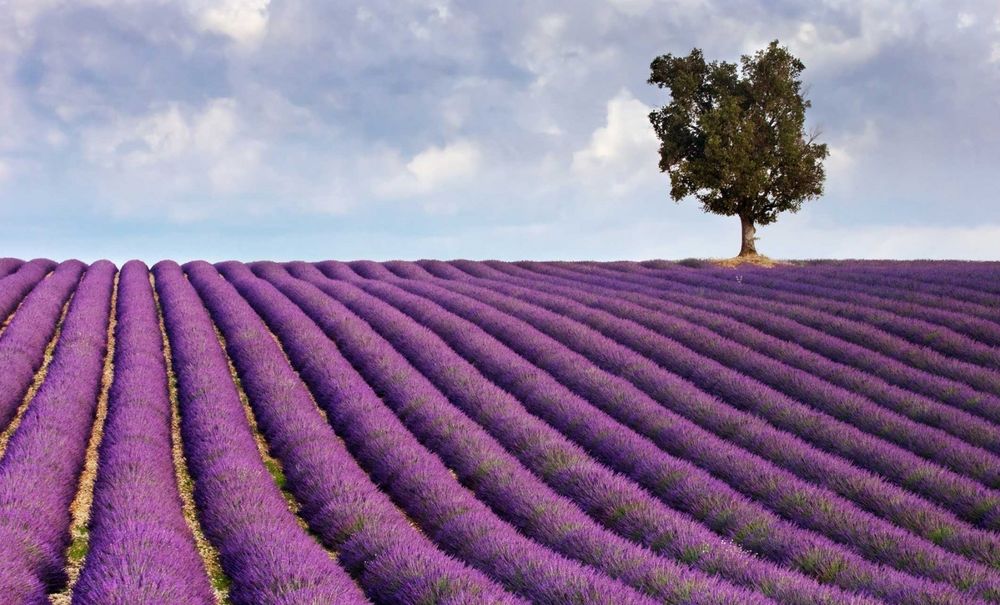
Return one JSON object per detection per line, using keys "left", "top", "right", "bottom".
{"left": 0, "top": 0, "right": 998, "bottom": 262}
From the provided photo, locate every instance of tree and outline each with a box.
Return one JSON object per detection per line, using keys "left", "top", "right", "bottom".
{"left": 648, "top": 40, "right": 828, "bottom": 257}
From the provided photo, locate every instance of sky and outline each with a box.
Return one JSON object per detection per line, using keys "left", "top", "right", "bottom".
{"left": 0, "top": 0, "right": 998, "bottom": 263}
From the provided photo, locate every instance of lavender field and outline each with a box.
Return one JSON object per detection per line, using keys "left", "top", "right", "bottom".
{"left": 1, "top": 257, "right": 999, "bottom": 605}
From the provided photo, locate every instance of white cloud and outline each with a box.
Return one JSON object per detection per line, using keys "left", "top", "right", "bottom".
{"left": 957, "top": 12, "right": 977, "bottom": 29}
{"left": 408, "top": 140, "right": 481, "bottom": 188}
{"left": 378, "top": 140, "right": 483, "bottom": 198}
{"left": 725, "top": 3, "right": 919, "bottom": 75}
{"left": 606, "top": 0, "right": 656, "bottom": 16}
{"left": 519, "top": 12, "right": 569, "bottom": 86}
{"left": 190, "top": 0, "right": 270, "bottom": 45}
{"left": 991, "top": 17, "right": 1000, "bottom": 62}
{"left": 84, "top": 104, "right": 189, "bottom": 168}
{"left": 81, "top": 98, "right": 265, "bottom": 216}
{"left": 515, "top": 12, "right": 618, "bottom": 93}
{"left": 572, "top": 89, "right": 659, "bottom": 196}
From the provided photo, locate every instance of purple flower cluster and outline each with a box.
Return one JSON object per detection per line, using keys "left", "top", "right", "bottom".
{"left": 183, "top": 260, "right": 523, "bottom": 605}
{"left": 0, "top": 258, "right": 24, "bottom": 279}
{"left": 0, "top": 259, "right": 54, "bottom": 320}
{"left": 152, "top": 261, "right": 369, "bottom": 605}
{"left": 73, "top": 261, "right": 215, "bottom": 604}
{"left": 233, "top": 261, "right": 662, "bottom": 605}
{"left": 0, "top": 260, "right": 87, "bottom": 431}
{"left": 0, "top": 261, "right": 115, "bottom": 601}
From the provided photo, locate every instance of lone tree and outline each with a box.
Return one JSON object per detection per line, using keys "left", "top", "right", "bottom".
{"left": 648, "top": 40, "right": 828, "bottom": 257}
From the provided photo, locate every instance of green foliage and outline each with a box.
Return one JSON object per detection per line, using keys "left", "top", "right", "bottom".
{"left": 648, "top": 41, "right": 828, "bottom": 227}
{"left": 67, "top": 526, "right": 89, "bottom": 562}
{"left": 263, "top": 457, "right": 286, "bottom": 488}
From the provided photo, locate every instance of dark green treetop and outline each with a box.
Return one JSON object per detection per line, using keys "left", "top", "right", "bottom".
{"left": 648, "top": 40, "right": 828, "bottom": 256}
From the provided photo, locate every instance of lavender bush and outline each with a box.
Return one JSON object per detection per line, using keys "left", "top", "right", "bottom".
{"left": 0, "top": 261, "right": 114, "bottom": 600}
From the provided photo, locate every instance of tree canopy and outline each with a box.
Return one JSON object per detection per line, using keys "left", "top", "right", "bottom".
{"left": 648, "top": 40, "right": 828, "bottom": 256}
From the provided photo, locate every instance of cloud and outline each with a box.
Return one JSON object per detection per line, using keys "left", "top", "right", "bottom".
{"left": 190, "top": 0, "right": 270, "bottom": 45}
{"left": 957, "top": 12, "right": 977, "bottom": 29}
{"left": 991, "top": 17, "right": 1000, "bottom": 63}
{"left": 378, "top": 139, "right": 483, "bottom": 198}
{"left": 572, "top": 89, "right": 659, "bottom": 196}
{"left": 1, "top": 0, "right": 999, "bottom": 259}
{"left": 81, "top": 97, "right": 265, "bottom": 217}
{"left": 607, "top": 0, "right": 655, "bottom": 16}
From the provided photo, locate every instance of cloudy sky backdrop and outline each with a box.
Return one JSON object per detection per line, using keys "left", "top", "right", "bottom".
{"left": 1, "top": 0, "right": 998, "bottom": 262}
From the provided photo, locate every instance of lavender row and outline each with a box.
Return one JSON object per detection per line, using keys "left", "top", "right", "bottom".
{"left": 774, "top": 265, "right": 1000, "bottom": 320}
{"left": 641, "top": 262, "right": 1000, "bottom": 368}
{"left": 0, "top": 259, "right": 54, "bottom": 322}
{"left": 184, "top": 261, "right": 524, "bottom": 605}
{"left": 151, "top": 261, "right": 369, "bottom": 605}
{"left": 0, "top": 261, "right": 115, "bottom": 601}
{"left": 647, "top": 260, "right": 1000, "bottom": 300}
{"left": 456, "top": 263, "right": 1000, "bottom": 498}
{"left": 0, "top": 258, "right": 23, "bottom": 279}
{"left": 752, "top": 266, "right": 1000, "bottom": 328}
{"left": 695, "top": 265, "right": 1000, "bottom": 348}
{"left": 438, "top": 260, "right": 1000, "bottom": 458}
{"left": 73, "top": 261, "right": 215, "bottom": 604}
{"left": 347, "top": 262, "right": 1000, "bottom": 602}
{"left": 530, "top": 261, "right": 1000, "bottom": 424}
{"left": 590, "top": 262, "right": 1000, "bottom": 395}
{"left": 224, "top": 261, "right": 661, "bottom": 605}
{"left": 762, "top": 261, "right": 1000, "bottom": 298}
{"left": 310, "top": 262, "right": 890, "bottom": 605}
{"left": 0, "top": 260, "right": 87, "bottom": 431}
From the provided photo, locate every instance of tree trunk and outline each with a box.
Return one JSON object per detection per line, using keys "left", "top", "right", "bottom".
{"left": 739, "top": 214, "right": 757, "bottom": 257}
